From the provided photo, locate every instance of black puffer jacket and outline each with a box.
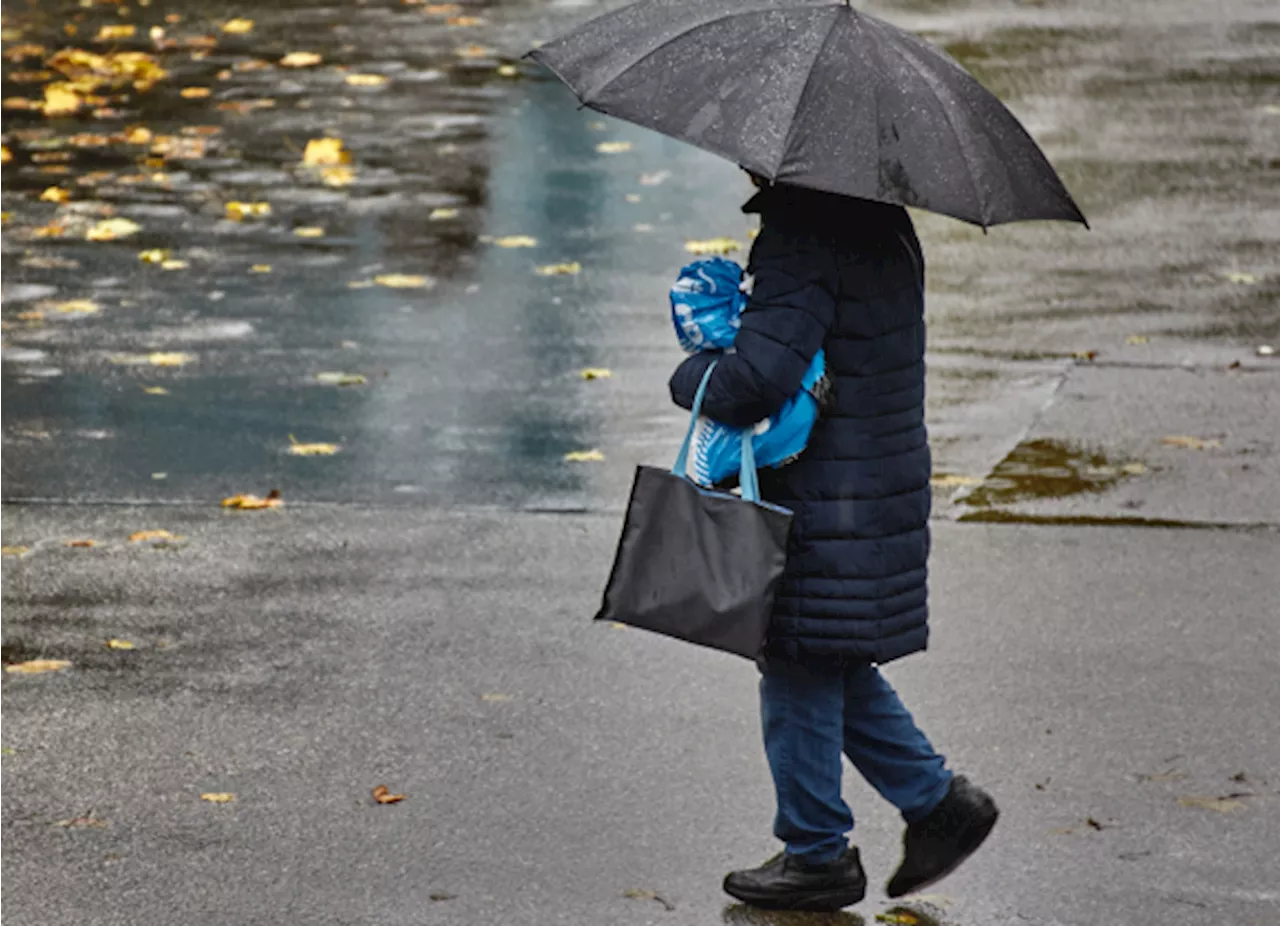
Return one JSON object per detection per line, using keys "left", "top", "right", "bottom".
{"left": 670, "top": 185, "right": 930, "bottom": 664}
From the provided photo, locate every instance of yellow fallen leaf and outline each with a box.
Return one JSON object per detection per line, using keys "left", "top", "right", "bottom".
{"left": 4, "top": 659, "right": 71, "bottom": 675}
{"left": 496, "top": 64, "right": 519, "bottom": 78}
{"left": 374, "top": 274, "right": 433, "bottom": 288}
{"left": 95, "top": 24, "right": 136, "bottom": 42}
{"left": 86, "top": 217, "right": 142, "bottom": 241}
{"left": 222, "top": 18, "right": 254, "bottom": 34}
{"left": 105, "top": 638, "right": 136, "bottom": 650}
{"left": 1161, "top": 435, "right": 1222, "bottom": 450}
{"left": 180, "top": 87, "right": 211, "bottom": 99}
{"left": 315, "top": 372, "right": 366, "bottom": 386}
{"left": 152, "top": 473, "right": 168, "bottom": 480}
{"left": 250, "top": 264, "right": 272, "bottom": 273}
{"left": 302, "top": 137, "right": 350, "bottom": 166}
{"left": 1222, "top": 271, "right": 1259, "bottom": 285}
{"left": 41, "top": 84, "right": 83, "bottom": 116}
{"left": 222, "top": 490, "right": 283, "bottom": 510}
{"left": 448, "top": 15, "right": 486, "bottom": 26}
{"left": 596, "top": 141, "right": 632, "bottom": 154}
{"left": 0, "top": 145, "right": 11, "bottom": 163}
{"left": 124, "top": 125, "right": 152, "bottom": 145}
{"left": 143, "top": 386, "right": 169, "bottom": 395}
{"left": 428, "top": 208, "right": 458, "bottom": 221}
{"left": 279, "top": 52, "right": 323, "bottom": 68}
{"left": 480, "top": 693, "right": 513, "bottom": 702}
{"left": 148, "top": 352, "right": 195, "bottom": 367}
{"left": 685, "top": 237, "right": 742, "bottom": 255}
{"left": 371, "top": 785, "right": 406, "bottom": 804}
{"left": 225, "top": 201, "right": 271, "bottom": 220}
{"left": 344, "top": 73, "right": 388, "bottom": 87}
{"left": 287, "top": 436, "right": 340, "bottom": 456}
{"left": 488, "top": 235, "right": 537, "bottom": 248}
{"left": 32, "top": 220, "right": 67, "bottom": 238}
{"left": 564, "top": 449, "right": 605, "bottom": 462}
{"left": 53, "top": 299, "right": 100, "bottom": 315}
{"left": 40, "top": 186, "right": 71, "bottom": 203}
{"left": 1071, "top": 349, "right": 1098, "bottom": 361}
{"left": 161, "top": 259, "right": 187, "bottom": 270}
{"left": 580, "top": 368, "right": 612, "bottom": 380}
{"left": 625, "top": 193, "right": 643, "bottom": 203}
{"left": 63, "top": 539, "right": 98, "bottom": 548}
{"left": 294, "top": 226, "right": 325, "bottom": 237}
{"left": 875, "top": 914, "right": 920, "bottom": 925}
{"left": 930, "top": 474, "right": 982, "bottom": 488}
{"left": 1178, "top": 795, "right": 1247, "bottom": 813}
{"left": 535, "top": 262, "right": 582, "bottom": 276}
{"left": 1121, "top": 462, "right": 1148, "bottom": 475}
{"left": 454, "top": 44, "right": 496, "bottom": 58}
{"left": 129, "top": 530, "right": 180, "bottom": 543}
{"left": 139, "top": 248, "right": 171, "bottom": 263}
{"left": 200, "top": 792, "right": 236, "bottom": 803}
{"left": 348, "top": 280, "right": 375, "bottom": 289}
{"left": 319, "top": 165, "right": 354, "bottom": 187}
{"left": 2, "top": 545, "right": 31, "bottom": 557}
{"left": 419, "top": 2, "right": 462, "bottom": 13}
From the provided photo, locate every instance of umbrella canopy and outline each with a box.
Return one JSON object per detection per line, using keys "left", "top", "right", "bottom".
{"left": 529, "top": 0, "right": 1087, "bottom": 228}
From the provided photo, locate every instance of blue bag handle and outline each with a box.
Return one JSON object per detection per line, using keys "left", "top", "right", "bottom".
{"left": 672, "top": 362, "right": 762, "bottom": 503}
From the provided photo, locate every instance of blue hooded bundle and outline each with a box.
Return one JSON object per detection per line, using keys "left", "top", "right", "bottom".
{"left": 670, "top": 257, "right": 825, "bottom": 486}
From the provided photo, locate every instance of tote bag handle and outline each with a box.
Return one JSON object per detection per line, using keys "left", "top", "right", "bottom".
{"left": 672, "top": 362, "right": 761, "bottom": 503}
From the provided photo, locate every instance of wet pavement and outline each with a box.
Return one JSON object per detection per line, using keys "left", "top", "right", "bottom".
{"left": 3, "top": 0, "right": 1279, "bottom": 924}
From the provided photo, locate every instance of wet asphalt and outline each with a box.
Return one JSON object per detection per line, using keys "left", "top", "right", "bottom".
{"left": 3, "top": 0, "right": 1279, "bottom": 923}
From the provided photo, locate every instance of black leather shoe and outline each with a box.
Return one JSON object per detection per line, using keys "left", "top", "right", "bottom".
{"left": 886, "top": 775, "right": 999, "bottom": 898}
{"left": 724, "top": 845, "right": 867, "bottom": 912}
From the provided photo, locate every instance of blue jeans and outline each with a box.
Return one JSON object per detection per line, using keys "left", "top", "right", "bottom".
{"left": 760, "top": 659, "right": 953, "bottom": 863}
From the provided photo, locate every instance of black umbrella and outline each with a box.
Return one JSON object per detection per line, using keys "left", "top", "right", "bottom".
{"left": 529, "top": 0, "right": 1087, "bottom": 228}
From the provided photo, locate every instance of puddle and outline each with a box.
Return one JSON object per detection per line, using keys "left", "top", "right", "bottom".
{"left": 961, "top": 438, "right": 1146, "bottom": 508}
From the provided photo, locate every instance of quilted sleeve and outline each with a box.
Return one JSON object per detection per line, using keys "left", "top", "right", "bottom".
{"left": 670, "top": 226, "right": 837, "bottom": 428}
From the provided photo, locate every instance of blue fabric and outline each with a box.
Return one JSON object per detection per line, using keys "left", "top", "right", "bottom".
{"left": 670, "top": 256, "right": 745, "bottom": 352}
{"left": 759, "top": 658, "right": 952, "bottom": 863}
{"left": 670, "top": 186, "right": 931, "bottom": 663}
{"left": 671, "top": 258, "right": 826, "bottom": 485}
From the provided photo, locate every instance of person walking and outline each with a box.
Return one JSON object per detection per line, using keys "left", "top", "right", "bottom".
{"left": 668, "top": 177, "right": 999, "bottom": 912}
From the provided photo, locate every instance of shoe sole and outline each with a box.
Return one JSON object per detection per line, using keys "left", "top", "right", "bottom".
{"left": 724, "top": 882, "right": 867, "bottom": 912}
{"left": 886, "top": 806, "right": 999, "bottom": 899}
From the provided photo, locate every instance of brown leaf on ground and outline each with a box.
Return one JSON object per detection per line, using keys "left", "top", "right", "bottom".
{"left": 63, "top": 539, "right": 98, "bottom": 548}
{"left": 200, "top": 792, "right": 235, "bottom": 803}
{"left": 106, "top": 639, "right": 136, "bottom": 650}
{"left": 1161, "top": 435, "right": 1222, "bottom": 450}
{"left": 622, "top": 889, "right": 675, "bottom": 911}
{"left": 53, "top": 815, "right": 109, "bottom": 828}
{"left": 1177, "top": 794, "right": 1250, "bottom": 813}
{"left": 371, "top": 785, "right": 406, "bottom": 804}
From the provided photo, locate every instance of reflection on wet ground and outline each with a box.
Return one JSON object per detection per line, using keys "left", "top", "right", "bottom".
{"left": 960, "top": 438, "right": 1145, "bottom": 509}
{"left": 3, "top": 0, "right": 1277, "bottom": 513}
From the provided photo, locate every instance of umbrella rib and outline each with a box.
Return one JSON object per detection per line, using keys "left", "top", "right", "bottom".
{"left": 577, "top": 8, "right": 778, "bottom": 104}
{"left": 773, "top": 8, "right": 844, "bottom": 177}
{"left": 873, "top": 27, "right": 988, "bottom": 227}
